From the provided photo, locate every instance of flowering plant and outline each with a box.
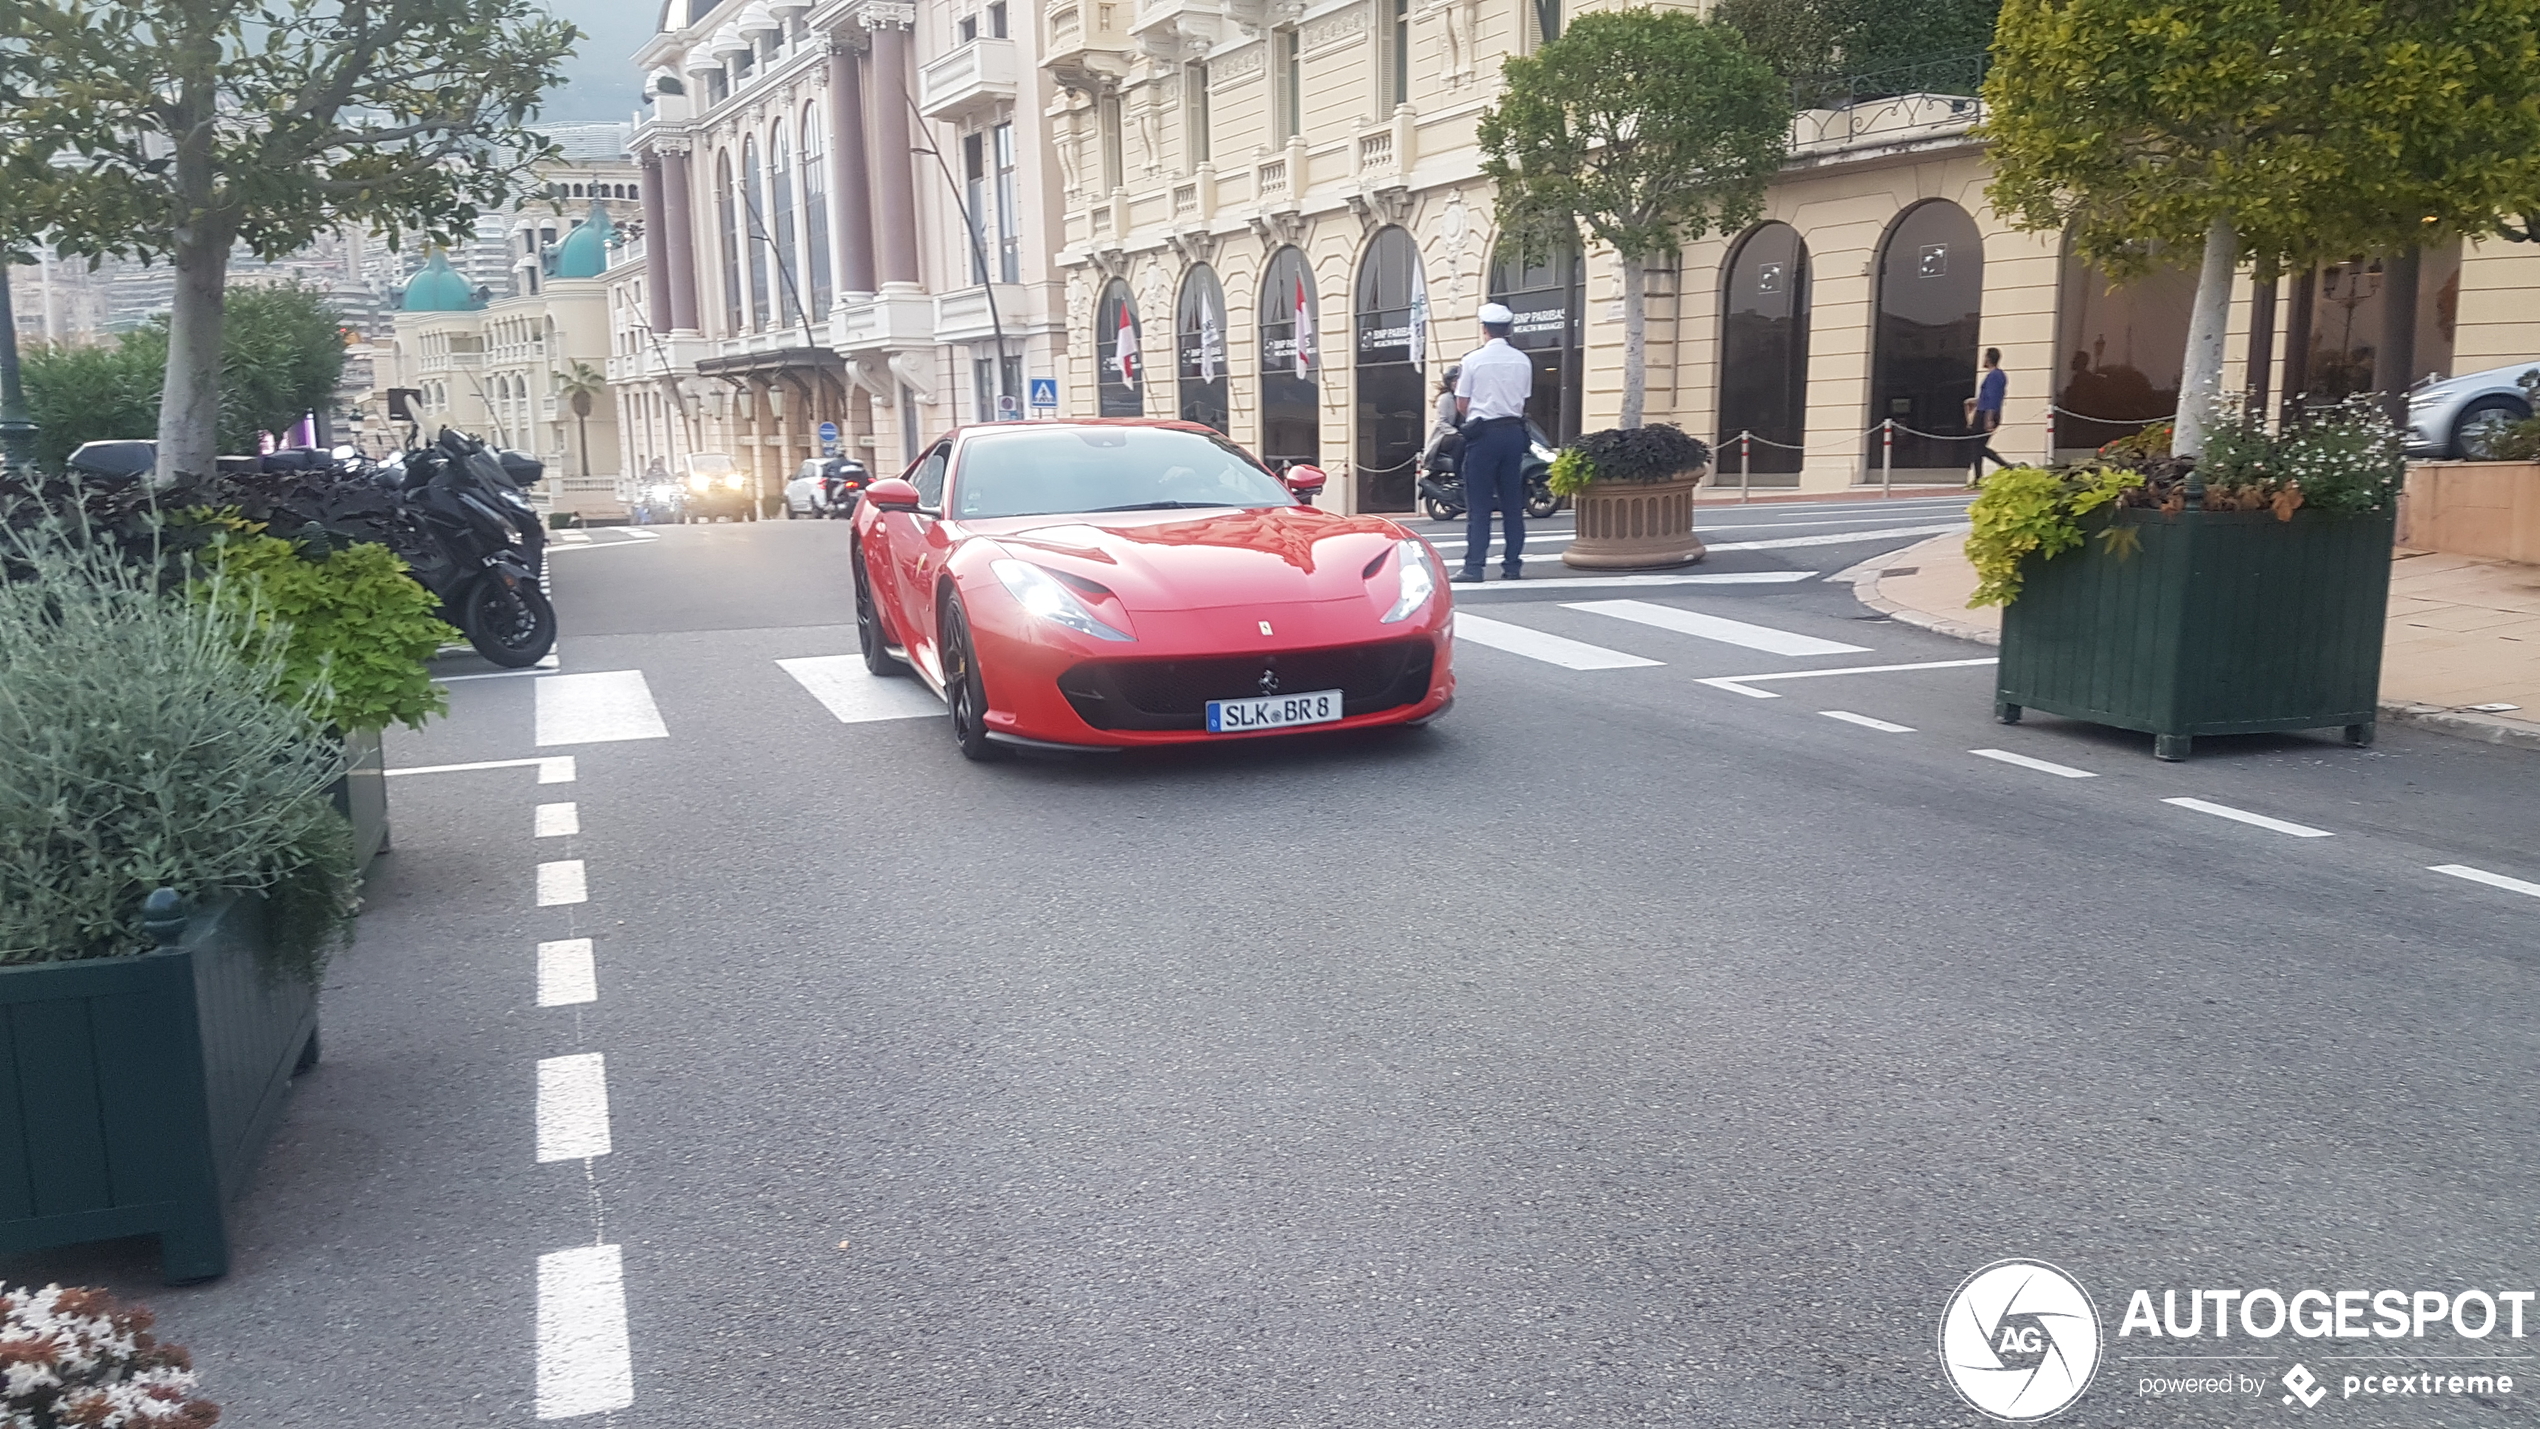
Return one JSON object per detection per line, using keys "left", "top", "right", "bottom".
{"left": 0, "top": 1283, "right": 218, "bottom": 1427}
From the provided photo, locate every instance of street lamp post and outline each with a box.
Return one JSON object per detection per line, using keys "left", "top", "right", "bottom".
{"left": 0, "top": 261, "right": 40, "bottom": 475}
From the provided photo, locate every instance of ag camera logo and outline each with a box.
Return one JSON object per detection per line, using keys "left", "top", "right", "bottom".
{"left": 1939, "top": 1260, "right": 2103, "bottom": 1420}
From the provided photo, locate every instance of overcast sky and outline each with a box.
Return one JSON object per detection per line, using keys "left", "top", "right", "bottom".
{"left": 540, "top": 0, "right": 661, "bottom": 125}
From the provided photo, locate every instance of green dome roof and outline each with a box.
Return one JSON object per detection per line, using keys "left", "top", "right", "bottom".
{"left": 550, "top": 202, "right": 614, "bottom": 280}
{"left": 400, "top": 250, "right": 481, "bottom": 312}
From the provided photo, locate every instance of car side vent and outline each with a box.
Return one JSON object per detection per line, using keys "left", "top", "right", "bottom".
{"left": 1361, "top": 549, "right": 1391, "bottom": 579}
{"left": 1051, "top": 569, "right": 1116, "bottom": 601}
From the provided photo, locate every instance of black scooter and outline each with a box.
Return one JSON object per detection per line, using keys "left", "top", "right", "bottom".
{"left": 1417, "top": 421, "right": 1565, "bottom": 522}
{"left": 390, "top": 429, "right": 556, "bottom": 667}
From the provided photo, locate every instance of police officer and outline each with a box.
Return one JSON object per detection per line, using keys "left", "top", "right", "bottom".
{"left": 1452, "top": 302, "right": 1534, "bottom": 582}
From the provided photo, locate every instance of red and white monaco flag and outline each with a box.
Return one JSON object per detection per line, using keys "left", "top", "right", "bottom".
{"left": 1114, "top": 303, "right": 1141, "bottom": 389}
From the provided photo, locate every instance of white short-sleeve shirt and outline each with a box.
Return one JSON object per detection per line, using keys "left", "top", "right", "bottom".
{"left": 1455, "top": 338, "right": 1534, "bottom": 422}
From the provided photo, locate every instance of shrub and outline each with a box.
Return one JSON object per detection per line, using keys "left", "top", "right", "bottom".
{"left": 0, "top": 521, "right": 355, "bottom": 975}
{"left": 196, "top": 526, "right": 456, "bottom": 732}
{"left": 1965, "top": 464, "right": 2143, "bottom": 606}
{"left": 0, "top": 1282, "right": 220, "bottom": 1427}
{"left": 1546, "top": 424, "right": 1712, "bottom": 496}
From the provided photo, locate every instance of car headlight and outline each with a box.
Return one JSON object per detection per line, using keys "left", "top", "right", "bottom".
{"left": 991, "top": 559, "right": 1134, "bottom": 642}
{"left": 1381, "top": 538, "right": 1436, "bottom": 624}
{"left": 686, "top": 475, "right": 709, "bottom": 492}
{"left": 724, "top": 474, "right": 745, "bottom": 489}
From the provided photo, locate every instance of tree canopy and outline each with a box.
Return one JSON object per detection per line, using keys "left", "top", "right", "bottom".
{"left": 1479, "top": 9, "right": 1789, "bottom": 426}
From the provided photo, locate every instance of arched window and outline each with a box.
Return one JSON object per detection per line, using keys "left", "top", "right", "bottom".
{"left": 1485, "top": 240, "right": 1583, "bottom": 442}
{"left": 1175, "top": 263, "right": 1230, "bottom": 433}
{"left": 1258, "top": 245, "right": 1320, "bottom": 468}
{"left": 742, "top": 136, "right": 771, "bottom": 329}
{"left": 1868, "top": 199, "right": 1984, "bottom": 474}
{"left": 1716, "top": 222, "right": 1811, "bottom": 483}
{"left": 802, "top": 101, "right": 832, "bottom": 315}
{"left": 716, "top": 150, "right": 743, "bottom": 333}
{"left": 1354, "top": 225, "right": 1427, "bottom": 512}
{"left": 770, "top": 121, "right": 799, "bottom": 324}
{"left": 1095, "top": 279, "right": 1145, "bottom": 417}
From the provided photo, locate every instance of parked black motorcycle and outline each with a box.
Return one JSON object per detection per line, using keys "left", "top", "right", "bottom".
{"left": 388, "top": 430, "right": 556, "bottom": 667}
{"left": 1416, "top": 421, "right": 1565, "bottom": 522}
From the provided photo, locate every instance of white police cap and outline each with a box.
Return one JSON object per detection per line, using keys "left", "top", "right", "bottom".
{"left": 1478, "top": 302, "right": 1515, "bottom": 325}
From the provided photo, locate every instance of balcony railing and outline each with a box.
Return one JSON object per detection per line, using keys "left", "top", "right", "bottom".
{"left": 1787, "top": 53, "right": 1988, "bottom": 153}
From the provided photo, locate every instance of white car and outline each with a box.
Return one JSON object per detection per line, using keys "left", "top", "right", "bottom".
{"left": 2405, "top": 362, "right": 2539, "bottom": 459}
{"left": 783, "top": 467, "right": 828, "bottom": 517}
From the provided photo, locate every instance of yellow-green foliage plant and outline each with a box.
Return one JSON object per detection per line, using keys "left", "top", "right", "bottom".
{"left": 197, "top": 527, "right": 457, "bottom": 733}
{"left": 1965, "top": 465, "right": 2143, "bottom": 607}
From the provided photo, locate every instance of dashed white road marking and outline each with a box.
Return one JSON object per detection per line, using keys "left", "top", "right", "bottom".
{"left": 535, "top": 802, "right": 579, "bottom": 838}
{"left": 539, "top": 756, "right": 576, "bottom": 784}
{"left": 536, "top": 1053, "right": 613, "bottom": 1161}
{"left": 536, "top": 670, "right": 669, "bottom": 745}
{"left": 1448, "top": 571, "right": 1817, "bottom": 592}
{"left": 1706, "top": 521, "right": 1969, "bottom": 553}
{"left": 1564, "top": 598, "right": 1871, "bottom": 657}
{"left": 535, "top": 1244, "right": 634, "bottom": 1419}
{"left": 777, "top": 654, "right": 948, "bottom": 722}
{"left": 2428, "top": 864, "right": 2540, "bottom": 899}
{"left": 387, "top": 755, "right": 575, "bottom": 781}
{"left": 2163, "top": 797, "right": 2335, "bottom": 838}
{"left": 1971, "top": 748, "right": 2098, "bottom": 779}
{"left": 537, "top": 860, "right": 588, "bottom": 906}
{"left": 1453, "top": 613, "right": 1662, "bottom": 670}
{"left": 1820, "top": 709, "right": 1915, "bottom": 733}
{"left": 537, "top": 939, "right": 598, "bottom": 1006}
{"left": 1697, "top": 657, "right": 1999, "bottom": 698}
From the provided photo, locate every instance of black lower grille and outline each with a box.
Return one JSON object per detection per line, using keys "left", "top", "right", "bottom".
{"left": 1059, "top": 638, "right": 1436, "bottom": 731}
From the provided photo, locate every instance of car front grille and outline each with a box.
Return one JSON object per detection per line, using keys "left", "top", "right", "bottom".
{"left": 1057, "top": 637, "right": 1436, "bottom": 731}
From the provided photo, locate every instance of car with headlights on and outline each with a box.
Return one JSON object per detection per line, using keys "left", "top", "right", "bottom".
{"left": 849, "top": 419, "right": 1455, "bottom": 760}
{"left": 678, "top": 451, "right": 754, "bottom": 521}
{"left": 2405, "top": 362, "right": 2540, "bottom": 459}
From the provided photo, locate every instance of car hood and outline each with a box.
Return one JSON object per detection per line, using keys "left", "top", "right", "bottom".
{"left": 965, "top": 505, "right": 1415, "bottom": 611}
{"left": 2418, "top": 361, "right": 2540, "bottom": 401}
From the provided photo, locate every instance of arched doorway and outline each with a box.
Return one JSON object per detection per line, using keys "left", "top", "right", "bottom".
{"left": 1486, "top": 241, "right": 1584, "bottom": 442}
{"left": 2053, "top": 247, "right": 2193, "bottom": 459}
{"left": 1867, "top": 201, "right": 1983, "bottom": 476}
{"left": 1716, "top": 222, "right": 1811, "bottom": 484}
{"left": 1353, "top": 226, "right": 1427, "bottom": 512}
{"left": 1095, "top": 279, "right": 1146, "bottom": 417}
{"left": 1258, "top": 246, "right": 1321, "bottom": 469}
{"left": 1176, "top": 264, "right": 1230, "bottom": 432}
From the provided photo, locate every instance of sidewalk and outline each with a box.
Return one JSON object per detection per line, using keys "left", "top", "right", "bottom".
{"left": 1847, "top": 534, "right": 2540, "bottom": 751}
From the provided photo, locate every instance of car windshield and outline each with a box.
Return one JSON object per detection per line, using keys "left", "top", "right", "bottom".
{"left": 951, "top": 427, "right": 1293, "bottom": 519}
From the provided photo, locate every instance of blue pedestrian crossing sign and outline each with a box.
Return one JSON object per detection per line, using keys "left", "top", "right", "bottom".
{"left": 1029, "top": 378, "right": 1059, "bottom": 410}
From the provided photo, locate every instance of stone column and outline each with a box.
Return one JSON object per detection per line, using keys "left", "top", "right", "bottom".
{"left": 829, "top": 45, "right": 877, "bottom": 296}
{"left": 638, "top": 156, "right": 674, "bottom": 334}
{"left": 657, "top": 145, "right": 703, "bottom": 333}
{"left": 866, "top": 14, "right": 922, "bottom": 287}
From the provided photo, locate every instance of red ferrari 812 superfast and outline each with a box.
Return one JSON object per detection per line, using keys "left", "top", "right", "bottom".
{"left": 849, "top": 419, "right": 1455, "bottom": 759}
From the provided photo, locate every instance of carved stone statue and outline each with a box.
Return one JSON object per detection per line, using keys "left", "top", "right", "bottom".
{"left": 1134, "top": 84, "right": 1165, "bottom": 176}
{"left": 1438, "top": 188, "right": 1473, "bottom": 302}
{"left": 1052, "top": 99, "right": 1084, "bottom": 196}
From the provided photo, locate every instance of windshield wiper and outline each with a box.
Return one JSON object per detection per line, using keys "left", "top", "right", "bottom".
{"left": 1078, "top": 500, "right": 1238, "bottom": 512}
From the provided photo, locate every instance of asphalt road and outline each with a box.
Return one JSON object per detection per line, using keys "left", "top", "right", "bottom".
{"left": 15, "top": 494, "right": 2540, "bottom": 1428}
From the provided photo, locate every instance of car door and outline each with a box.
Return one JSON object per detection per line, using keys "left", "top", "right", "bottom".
{"left": 888, "top": 443, "right": 953, "bottom": 681}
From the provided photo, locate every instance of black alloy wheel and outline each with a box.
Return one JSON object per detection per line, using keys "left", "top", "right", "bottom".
{"left": 854, "top": 542, "right": 907, "bottom": 676}
{"left": 1526, "top": 489, "right": 1562, "bottom": 520}
{"left": 2454, "top": 397, "right": 2530, "bottom": 460}
{"left": 462, "top": 575, "right": 557, "bottom": 667}
{"left": 940, "top": 599, "right": 1002, "bottom": 762}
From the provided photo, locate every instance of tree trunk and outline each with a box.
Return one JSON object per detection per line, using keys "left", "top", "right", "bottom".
{"left": 577, "top": 414, "right": 590, "bottom": 477}
{"left": 156, "top": 229, "right": 232, "bottom": 485}
{"left": 2171, "top": 215, "right": 2238, "bottom": 459}
{"left": 1619, "top": 252, "right": 1647, "bottom": 429}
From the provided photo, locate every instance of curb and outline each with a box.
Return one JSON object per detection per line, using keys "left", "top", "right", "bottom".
{"left": 1833, "top": 539, "right": 2540, "bottom": 755}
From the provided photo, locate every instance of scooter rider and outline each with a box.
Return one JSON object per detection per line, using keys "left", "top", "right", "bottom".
{"left": 1452, "top": 304, "right": 1534, "bottom": 582}
{"left": 1420, "top": 364, "right": 1463, "bottom": 476}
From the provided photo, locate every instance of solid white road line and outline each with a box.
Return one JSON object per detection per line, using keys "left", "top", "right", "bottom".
{"left": 1697, "top": 657, "right": 1999, "bottom": 698}
{"left": 389, "top": 755, "right": 574, "bottom": 779}
{"left": 536, "top": 670, "right": 669, "bottom": 745}
{"left": 2430, "top": 864, "right": 2540, "bottom": 900}
{"left": 1820, "top": 709, "right": 1915, "bottom": 733}
{"left": 535, "top": 1244, "right": 635, "bottom": 1420}
{"left": 536, "top": 1053, "right": 613, "bottom": 1161}
{"left": 1450, "top": 571, "right": 1817, "bottom": 592}
{"left": 1971, "top": 747, "right": 2098, "bottom": 779}
{"left": 1707, "top": 522, "right": 1970, "bottom": 553}
{"left": 1453, "top": 613, "right": 1662, "bottom": 670}
{"left": 2162, "top": 797, "right": 2335, "bottom": 838}
{"left": 776, "top": 654, "right": 947, "bottom": 722}
{"left": 537, "top": 860, "right": 588, "bottom": 906}
{"left": 439, "top": 652, "right": 563, "bottom": 681}
{"left": 535, "top": 802, "right": 579, "bottom": 838}
{"left": 537, "top": 939, "right": 598, "bottom": 1007}
{"left": 1564, "top": 598, "right": 1871, "bottom": 657}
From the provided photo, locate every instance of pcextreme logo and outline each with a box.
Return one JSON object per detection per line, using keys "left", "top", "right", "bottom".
{"left": 1938, "top": 1260, "right": 2104, "bottom": 1421}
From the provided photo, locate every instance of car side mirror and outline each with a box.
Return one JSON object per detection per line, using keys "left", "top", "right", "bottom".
{"left": 1283, "top": 464, "right": 1328, "bottom": 501}
{"left": 865, "top": 477, "right": 922, "bottom": 512}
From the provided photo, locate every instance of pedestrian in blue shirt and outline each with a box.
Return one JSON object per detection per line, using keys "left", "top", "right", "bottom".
{"left": 1967, "top": 347, "right": 2010, "bottom": 484}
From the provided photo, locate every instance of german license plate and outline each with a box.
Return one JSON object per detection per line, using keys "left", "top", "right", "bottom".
{"left": 1205, "top": 688, "right": 1344, "bottom": 733}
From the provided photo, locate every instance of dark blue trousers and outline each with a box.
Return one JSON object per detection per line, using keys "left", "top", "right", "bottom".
{"left": 1461, "top": 418, "right": 1528, "bottom": 575}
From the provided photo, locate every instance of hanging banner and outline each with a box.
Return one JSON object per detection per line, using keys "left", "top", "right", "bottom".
{"left": 1292, "top": 273, "right": 1316, "bottom": 379}
{"left": 1407, "top": 265, "right": 1429, "bottom": 375}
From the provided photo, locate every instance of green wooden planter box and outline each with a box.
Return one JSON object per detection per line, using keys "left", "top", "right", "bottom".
{"left": 1996, "top": 504, "right": 2394, "bottom": 760}
{"left": 329, "top": 726, "right": 390, "bottom": 873}
{"left": 0, "top": 897, "right": 319, "bottom": 1283}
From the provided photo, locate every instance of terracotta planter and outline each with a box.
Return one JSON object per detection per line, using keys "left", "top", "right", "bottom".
{"left": 1562, "top": 467, "right": 1710, "bottom": 570}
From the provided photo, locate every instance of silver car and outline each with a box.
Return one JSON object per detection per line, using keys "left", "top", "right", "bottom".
{"left": 2405, "top": 361, "right": 2540, "bottom": 459}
